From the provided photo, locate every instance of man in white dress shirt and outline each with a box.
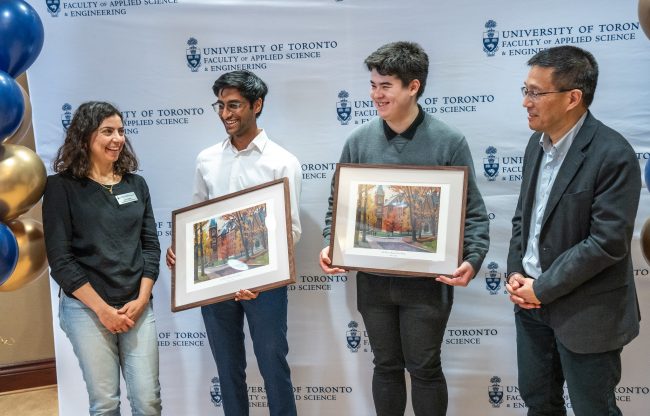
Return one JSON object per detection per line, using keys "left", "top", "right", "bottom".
{"left": 167, "top": 70, "right": 301, "bottom": 416}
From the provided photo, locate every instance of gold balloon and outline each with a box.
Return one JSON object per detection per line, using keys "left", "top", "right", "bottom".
{"left": 0, "top": 218, "right": 47, "bottom": 292}
{"left": 641, "top": 217, "right": 650, "bottom": 266}
{"left": 0, "top": 144, "right": 46, "bottom": 221}
{"left": 640, "top": 0, "right": 650, "bottom": 40}
{"left": 2, "top": 84, "right": 32, "bottom": 145}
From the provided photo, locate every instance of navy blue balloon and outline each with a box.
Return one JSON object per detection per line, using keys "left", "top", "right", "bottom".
{"left": 0, "top": 222, "right": 18, "bottom": 286}
{"left": 646, "top": 161, "right": 650, "bottom": 192}
{"left": 0, "top": 70, "right": 24, "bottom": 140}
{"left": 0, "top": 0, "right": 45, "bottom": 77}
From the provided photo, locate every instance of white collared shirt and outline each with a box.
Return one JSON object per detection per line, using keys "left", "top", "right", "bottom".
{"left": 192, "top": 129, "right": 302, "bottom": 243}
{"left": 522, "top": 112, "right": 587, "bottom": 278}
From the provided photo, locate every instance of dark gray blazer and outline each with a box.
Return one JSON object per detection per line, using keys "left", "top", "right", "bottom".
{"left": 507, "top": 112, "right": 641, "bottom": 354}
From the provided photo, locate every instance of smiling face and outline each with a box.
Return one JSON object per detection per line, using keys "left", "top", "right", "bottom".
{"left": 523, "top": 66, "right": 582, "bottom": 141}
{"left": 88, "top": 114, "right": 125, "bottom": 170}
{"left": 216, "top": 87, "right": 261, "bottom": 147}
{"left": 369, "top": 68, "right": 420, "bottom": 125}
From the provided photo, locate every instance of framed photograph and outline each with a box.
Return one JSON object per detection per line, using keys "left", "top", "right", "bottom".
{"left": 171, "top": 178, "right": 295, "bottom": 312}
{"left": 328, "top": 164, "right": 468, "bottom": 277}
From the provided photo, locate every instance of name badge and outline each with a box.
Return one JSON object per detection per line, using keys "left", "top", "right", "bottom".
{"left": 115, "top": 192, "right": 138, "bottom": 205}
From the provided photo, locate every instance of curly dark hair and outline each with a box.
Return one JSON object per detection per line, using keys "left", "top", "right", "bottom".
{"left": 52, "top": 101, "right": 138, "bottom": 177}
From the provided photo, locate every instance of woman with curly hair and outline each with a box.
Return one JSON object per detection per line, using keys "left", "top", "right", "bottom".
{"left": 43, "top": 101, "right": 162, "bottom": 415}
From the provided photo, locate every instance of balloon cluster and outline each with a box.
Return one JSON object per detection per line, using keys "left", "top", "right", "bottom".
{"left": 0, "top": 0, "right": 47, "bottom": 291}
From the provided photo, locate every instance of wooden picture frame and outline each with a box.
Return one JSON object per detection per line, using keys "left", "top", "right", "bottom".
{"left": 329, "top": 164, "right": 468, "bottom": 277}
{"left": 171, "top": 178, "right": 295, "bottom": 311}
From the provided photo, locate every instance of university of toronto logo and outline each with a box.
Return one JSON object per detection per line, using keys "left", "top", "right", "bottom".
{"left": 346, "top": 321, "right": 361, "bottom": 352}
{"left": 336, "top": 90, "right": 352, "bottom": 125}
{"left": 488, "top": 376, "right": 504, "bottom": 407}
{"left": 61, "top": 103, "right": 73, "bottom": 130}
{"left": 210, "top": 377, "right": 223, "bottom": 407}
{"left": 483, "top": 20, "right": 499, "bottom": 57}
{"left": 483, "top": 146, "right": 499, "bottom": 181}
{"left": 45, "top": 0, "right": 60, "bottom": 16}
{"left": 485, "top": 261, "right": 501, "bottom": 295}
{"left": 186, "top": 37, "right": 201, "bottom": 72}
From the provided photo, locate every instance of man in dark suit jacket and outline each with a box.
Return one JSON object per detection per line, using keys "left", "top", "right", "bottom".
{"left": 506, "top": 45, "right": 641, "bottom": 416}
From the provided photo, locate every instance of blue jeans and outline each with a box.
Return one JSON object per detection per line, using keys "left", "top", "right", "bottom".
{"left": 201, "top": 286, "right": 296, "bottom": 416}
{"left": 59, "top": 295, "right": 162, "bottom": 416}
{"left": 515, "top": 308, "right": 622, "bottom": 416}
{"left": 357, "top": 272, "right": 453, "bottom": 416}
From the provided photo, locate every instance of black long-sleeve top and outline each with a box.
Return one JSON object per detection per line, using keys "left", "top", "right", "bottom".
{"left": 43, "top": 172, "right": 161, "bottom": 307}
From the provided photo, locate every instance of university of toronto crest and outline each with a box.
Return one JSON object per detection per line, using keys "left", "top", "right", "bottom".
{"left": 336, "top": 90, "right": 352, "bottom": 125}
{"left": 186, "top": 37, "right": 201, "bottom": 72}
{"left": 346, "top": 321, "right": 361, "bottom": 352}
{"left": 61, "top": 103, "right": 73, "bottom": 130}
{"left": 485, "top": 261, "right": 501, "bottom": 295}
{"left": 483, "top": 20, "right": 499, "bottom": 57}
{"left": 210, "top": 377, "right": 223, "bottom": 407}
{"left": 483, "top": 146, "right": 499, "bottom": 181}
{"left": 46, "top": 0, "right": 60, "bottom": 16}
{"left": 488, "top": 376, "right": 504, "bottom": 407}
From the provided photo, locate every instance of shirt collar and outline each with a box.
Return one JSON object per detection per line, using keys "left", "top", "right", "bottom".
{"left": 383, "top": 105, "right": 425, "bottom": 141}
{"left": 221, "top": 129, "right": 268, "bottom": 153}
{"left": 539, "top": 111, "right": 588, "bottom": 156}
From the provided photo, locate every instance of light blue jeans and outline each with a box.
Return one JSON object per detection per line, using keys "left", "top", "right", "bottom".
{"left": 59, "top": 295, "right": 162, "bottom": 416}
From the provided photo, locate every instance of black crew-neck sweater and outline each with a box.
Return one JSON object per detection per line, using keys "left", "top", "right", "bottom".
{"left": 43, "top": 172, "right": 160, "bottom": 307}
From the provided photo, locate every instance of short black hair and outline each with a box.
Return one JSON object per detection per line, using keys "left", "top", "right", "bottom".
{"left": 364, "top": 41, "right": 429, "bottom": 98}
{"left": 212, "top": 70, "right": 268, "bottom": 117}
{"left": 528, "top": 46, "right": 598, "bottom": 107}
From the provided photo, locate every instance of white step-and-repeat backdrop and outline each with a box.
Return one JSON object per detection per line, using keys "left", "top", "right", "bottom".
{"left": 26, "top": 0, "right": 649, "bottom": 414}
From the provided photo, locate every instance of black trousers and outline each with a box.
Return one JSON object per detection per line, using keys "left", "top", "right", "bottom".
{"left": 357, "top": 272, "right": 453, "bottom": 416}
{"left": 515, "top": 308, "right": 622, "bottom": 416}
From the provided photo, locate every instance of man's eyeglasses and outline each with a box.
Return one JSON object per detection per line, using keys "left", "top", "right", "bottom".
{"left": 521, "top": 86, "right": 575, "bottom": 101}
{"left": 212, "top": 101, "right": 245, "bottom": 113}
